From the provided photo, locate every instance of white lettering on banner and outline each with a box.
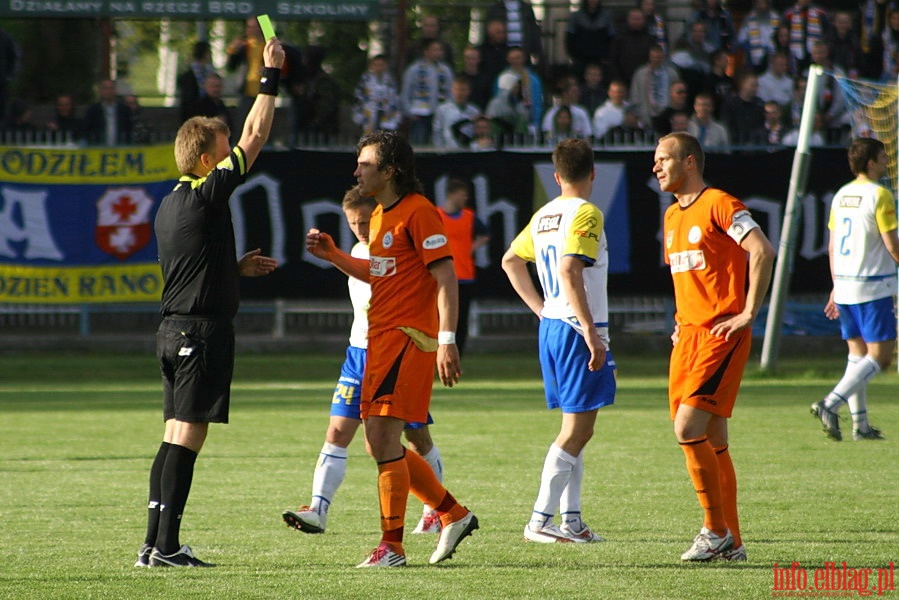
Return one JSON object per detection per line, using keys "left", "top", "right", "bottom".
{"left": 275, "top": 2, "right": 369, "bottom": 17}
{"left": 140, "top": 1, "right": 203, "bottom": 13}
{"left": 9, "top": 0, "right": 103, "bottom": 13}
{"left": 799, "top": 192, "right": 832, "bottom": 261}
{"left": 208, "top": 1, "right": 253, "bottom": 14}
{"left": 669, "top": 250, "right": 706, "bottom": 273}
{"left": 0, "top": 186, "right": 64, "bottom": 260}
{"left": 229, "top": 173, "right": 286, "bottom": 266}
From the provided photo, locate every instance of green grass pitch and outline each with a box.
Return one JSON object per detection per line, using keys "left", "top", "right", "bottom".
{"left": 1, "top": 350, "right": 896, "bottom": 599}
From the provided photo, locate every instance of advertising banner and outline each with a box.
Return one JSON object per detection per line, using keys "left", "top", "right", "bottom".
{"left": 0, "top": 0, "right": 378, "bottom": 19}
{"left": 0, "top": 145, "right": 177, "bottom": 303}
{"left": 1, "top": 145, "right": 849, "bottom": 304}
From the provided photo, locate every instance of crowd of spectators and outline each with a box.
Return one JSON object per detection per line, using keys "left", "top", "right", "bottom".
{"left": 351, "top": 0, "right": 892, "bottom": 151}
{"left": 356, "top": 0, "right": 890, "bottom": 151}
{"left": 5, "top": 0, "right": 897, "bottom": 149}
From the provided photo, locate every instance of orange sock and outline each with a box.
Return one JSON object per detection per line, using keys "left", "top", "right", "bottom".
{"left": 406, "top": 450, "right": 467, "bottom": 527}
{"left": 679, "top": 436, "right": 727, "bottom": 536}
{"left": 377, "top": 453, "right": 409, "bottom": 550}
{"left": 715, "top": 444, "right": 741, "bottom": 547}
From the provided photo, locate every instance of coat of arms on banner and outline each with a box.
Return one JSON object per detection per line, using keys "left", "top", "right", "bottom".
{"left": 95, "top": 187, "right": 154, "bottom": 260}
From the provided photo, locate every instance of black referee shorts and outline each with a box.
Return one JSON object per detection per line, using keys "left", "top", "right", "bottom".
{"left": 156, "top": 317, "right": 235, "bottom": 424}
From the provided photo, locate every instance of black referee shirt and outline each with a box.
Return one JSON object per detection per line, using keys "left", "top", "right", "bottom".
{"left": 155, "top": 146, "right": 248, "bottom": 321}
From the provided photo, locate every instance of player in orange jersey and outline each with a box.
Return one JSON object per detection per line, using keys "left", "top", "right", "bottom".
{"left": 438, "top": 178, "right": 490, "bottom": 356}
{"left": 653, "top": 132, "right": 775, "bottom": 562}
{"left": 306, "top": 131, "right": 477, "bottom": 568}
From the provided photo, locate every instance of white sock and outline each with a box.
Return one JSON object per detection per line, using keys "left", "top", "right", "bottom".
{"left": 560, "top": 451, "right": 584, "bottom": 531}
{"left": 824, "top": 355, "right": 880, "bottom": 411}
{"left": 530, "top": 443, "right": 577, "bottom": 528}
{"left": 418, "top": 445, "right": 444, "bottom": 513}
{"left": 310, "top": 442, "right": 349, "bottom": 523}
{"left": 419, "top": 445, "right": 443, "bottom": 483}
{"left": 848, "top": 387, "right": 870, "bottom": 432}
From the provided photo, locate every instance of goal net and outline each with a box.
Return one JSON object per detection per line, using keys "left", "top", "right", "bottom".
{"left": 834, "top": 74, "right": 899, "bottom": 371}
{"left": 834, "top": 75, "right": 899, "bottom": 193}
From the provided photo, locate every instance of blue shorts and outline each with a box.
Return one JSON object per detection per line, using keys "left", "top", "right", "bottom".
{"left": 330, "top": 345, "right": 433, "bottom": 427}
{"left": 837, "top": 297, "right": 896, "bottom": 343}
{"left": 538, "top": 318, "right": 617, "bottom": 413}
{"left": 331, "top": 346, "right": 367, "bottom": 420}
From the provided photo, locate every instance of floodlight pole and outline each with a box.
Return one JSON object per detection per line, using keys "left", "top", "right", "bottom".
{"left": 760, "top": 65, "right": 824, "bottom": 372}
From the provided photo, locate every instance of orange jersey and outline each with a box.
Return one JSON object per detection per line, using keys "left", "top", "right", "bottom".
{"left": 663, "top": 188, "right": 751, "bottom": 328}
{"left": 368, "top": 193, "right": 453, "bottom": 337}
{"left": 439, "top": 207, "right": 477, "bottom": 281}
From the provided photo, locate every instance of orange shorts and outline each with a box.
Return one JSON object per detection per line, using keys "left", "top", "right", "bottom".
{"left": 668, "top": 324, "right": 751, "bottom": 420}
{"left": 362, "top": 328, "right": 435, "bottom": 423}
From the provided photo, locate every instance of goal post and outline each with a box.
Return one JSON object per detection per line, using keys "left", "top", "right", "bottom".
{"left": 760, "top": 65, "right": 824, "bottom": 372}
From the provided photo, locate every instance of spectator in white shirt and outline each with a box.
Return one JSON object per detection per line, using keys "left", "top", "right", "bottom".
{"left": 757, "top": 51, "right": 794, "bottom": 107}
{"left": 542, "top": 80, "right": 592, "bottom": 139}
{"left": 400, "top": 38, "right": 453, "bottom": 145}
{"left": 433, "top": 76, "right": 482, "bottom": 148}
{"left": 591, "top": 79, "right": 629, "bottom": 140}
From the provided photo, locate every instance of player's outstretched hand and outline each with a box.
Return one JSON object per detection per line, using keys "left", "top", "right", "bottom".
{"left": 305, "top": 228, "right": 336, "bottom": 260}
{"left": 239, "top": 248, "right": 277, "bottom": 276}
{"left": 437, "top": 343, "right": 462, "bottom": 388}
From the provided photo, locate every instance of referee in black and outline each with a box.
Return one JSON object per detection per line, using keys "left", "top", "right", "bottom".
{"left": 135, "top": 36, "right": 285, "bottom": 568}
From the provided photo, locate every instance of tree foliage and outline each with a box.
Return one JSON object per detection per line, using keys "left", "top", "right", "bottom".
{"left": 2, "top": 4, "right": 483, "bottom": 108}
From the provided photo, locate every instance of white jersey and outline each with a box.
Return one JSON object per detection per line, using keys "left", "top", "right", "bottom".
{"left": 510, "top": 196, "right": 609, "bottom": 343}
{"left": 829, "top": 178, "right": 899, "bottom": 304}
{"left": 348, "top": 242, "right": 371, "bottom": 348}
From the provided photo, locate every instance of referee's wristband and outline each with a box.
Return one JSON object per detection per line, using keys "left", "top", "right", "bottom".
{"left": 259, "top": 67, "right": 280, "bottom": 96}
{"left": 437, "top": 331, "right": 456, "bottom": 345}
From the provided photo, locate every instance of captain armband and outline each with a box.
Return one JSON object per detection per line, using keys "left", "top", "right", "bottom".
{"left": 259, "top": 67, "right": 281, "bottom": 96}
{"left": 727, "top": 210, "right": 760, "bottom": 244}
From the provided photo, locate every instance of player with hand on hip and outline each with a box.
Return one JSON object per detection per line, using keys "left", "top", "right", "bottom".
{"left": 502, "top": 138, "right": 615, "bottom": 545}
{"left": 654, "top": 132, "right": 775, "bottom": 562}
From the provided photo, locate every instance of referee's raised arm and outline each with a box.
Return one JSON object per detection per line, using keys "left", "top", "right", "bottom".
{"left": 238, "top": 37, "right": 285, "bottom": 170}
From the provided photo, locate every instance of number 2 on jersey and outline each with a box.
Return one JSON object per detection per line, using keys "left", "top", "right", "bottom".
{"left": 839, "top": 217, "right": 852, "bottom": 256}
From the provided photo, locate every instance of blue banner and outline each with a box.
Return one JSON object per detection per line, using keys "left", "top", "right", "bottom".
{"left": 0, "top": 145, "right": 177, "bottom": 303}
